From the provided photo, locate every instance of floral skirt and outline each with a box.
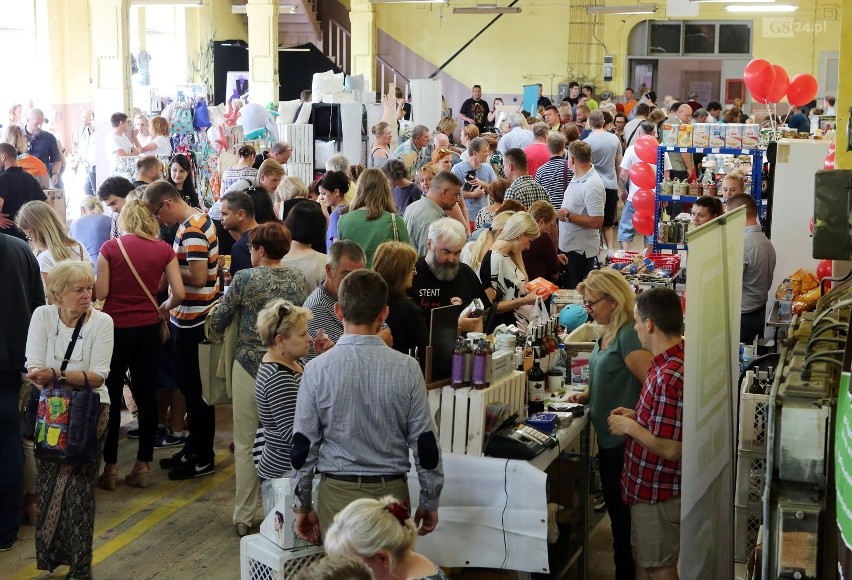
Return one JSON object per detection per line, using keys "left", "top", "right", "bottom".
{"left": 36, "top": 404, "right": 109, "bottom": 580}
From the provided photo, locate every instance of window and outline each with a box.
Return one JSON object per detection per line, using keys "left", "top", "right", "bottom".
{"left": 684, "top": 24, "right": 715, "bottom": 54}
{"left": 649, "top": 23, "right": 681, "bottom": 54}
{"left": 718, "top": 24, "right": 750, "bottom": 54}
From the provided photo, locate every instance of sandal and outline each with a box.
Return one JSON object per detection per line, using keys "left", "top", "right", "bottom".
{"left": 125, "top": 465, "right": 150, "bottom": 489}
{"left": 97, "top": 473, "right": 117, "bottom": 491}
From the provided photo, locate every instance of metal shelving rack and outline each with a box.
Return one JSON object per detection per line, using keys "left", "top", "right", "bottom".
{"left": 653, "top": 146, "right": 765, "bottom": 252}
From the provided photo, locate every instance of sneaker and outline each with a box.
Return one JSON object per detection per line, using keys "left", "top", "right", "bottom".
{"left": 593, "top": 494, "right": 606, "bottom": 512}
{"left": 128, "top": 426, "right": 167, "bottom": 440}
{"left": 168, "top": 458, "right": 215, "bottom": 480}
{"left": 154, "top": 429, "right": 186, "bottom": 449}
{"left": 159, "top": 448, "right": 192, "bottom": 470}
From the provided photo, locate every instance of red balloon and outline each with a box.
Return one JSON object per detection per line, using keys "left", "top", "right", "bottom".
{"left": 634, "top": 135, "right": 659, "bottom": 165}
{"left": 764, "top": 65, "right": 789, "bottom": 104}
{"left": 787, "top": 74, "right": 819, "bottom": 107}
{"left": 829, "top": 140, "right": 837, "bottom": 153}
{"left": 825, "top": 150, "right": 836, "bottom": 170}
{"left": 816, "top": 259, "right": 832, "bottom": 281}
{"left": 744, "top": 59, "right": 775, "bottom": 102}
{"left": 632, "top": 211, "right": 655, "bottom": 236}
{"left": 629, "top": 162, "right": 656, "bottom": 190}
{"left": 632, "top": 188, "right": 656, "bottom": 214}
{"left": 809, "top": 216, "right": 815, "bottom": 235}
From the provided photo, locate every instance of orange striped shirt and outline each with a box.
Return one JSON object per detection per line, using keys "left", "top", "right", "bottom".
{"left": 170, "top": 213, "right": 220, "bottom": 328}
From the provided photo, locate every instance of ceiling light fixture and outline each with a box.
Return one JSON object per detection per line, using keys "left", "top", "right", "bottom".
{"left": 726, "top": 3, "right": 797, "bottom": 11}
{"left": 453, "top": 5, "right": 521, "bottom": 13}
{"left": 371, "top": 0, "right": 446, "bottom": 3}
{"left": 690, "top": 0, "right": 774, "bottom": 3}
{"left": 586, "top": 4, "right": 659, "bottom": 14}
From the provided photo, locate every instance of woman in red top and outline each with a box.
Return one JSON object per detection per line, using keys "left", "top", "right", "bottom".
{"left": 94, "top": 199, "right": 185, "bottom": 489}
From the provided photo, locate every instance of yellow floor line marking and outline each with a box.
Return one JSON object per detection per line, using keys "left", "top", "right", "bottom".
{"left": 10, "top": 458, "right": 235, "bottom": 579}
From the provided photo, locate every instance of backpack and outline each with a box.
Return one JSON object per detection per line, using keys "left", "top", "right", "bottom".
{"left": 171, "top": 105, "right": 195, "bottom": 137}
{"left": 194, "top": 99, "right": 211, "bottom": 131}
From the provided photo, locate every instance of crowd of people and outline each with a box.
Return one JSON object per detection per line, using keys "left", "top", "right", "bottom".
{"left": 0, "top": 82, "right": 787, "bottom": 578}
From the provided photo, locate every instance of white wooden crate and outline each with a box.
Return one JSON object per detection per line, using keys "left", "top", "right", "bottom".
{"left": 240, "top": 534, "right": 323, "bottom": 580}
{"left": 435, "top": 371, "right": 526, "bottom": 457}
{"left": 279, "top": 124, "right": 314, "bottom": 165}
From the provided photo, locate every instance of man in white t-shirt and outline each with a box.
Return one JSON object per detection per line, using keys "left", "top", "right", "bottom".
{"left": 617, "top": 121, "right": 670, "bottom": 252}
{"left": 107, "top": 112, "right": 138, "bottom": 176}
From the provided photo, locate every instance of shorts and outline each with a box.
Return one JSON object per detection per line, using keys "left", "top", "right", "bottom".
{"left": 603, "top": 188, "right": 618, "bottom": 228}
{"left": 630, "top": 496, "right": 681, "bottom": 568}
{"left": 617, "top": 199, "right": 655, "bottom": 246}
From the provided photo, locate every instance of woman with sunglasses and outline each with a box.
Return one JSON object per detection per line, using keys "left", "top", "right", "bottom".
{"left": 567, "top": 268, "right": 652, "bottom": 580}
{"left": 209, "top": 222, "right": 309, "bottom": 537}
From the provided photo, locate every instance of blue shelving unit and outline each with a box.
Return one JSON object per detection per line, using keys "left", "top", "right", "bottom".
{"left": 653, "top": 146, "right": 765, "bottom": 253}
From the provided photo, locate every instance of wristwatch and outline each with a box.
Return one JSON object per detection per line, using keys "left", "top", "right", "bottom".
{"left": 564, "top": 211, "right": 571, "bottom": 223}
{"left": 58, "top": 369, "right": 67, "bottom": 384}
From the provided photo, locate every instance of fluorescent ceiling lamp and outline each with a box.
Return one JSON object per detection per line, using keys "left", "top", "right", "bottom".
{"left": 372, "top": 0, "right": 446, "bottom": 3}
{"left": 691, "top": 0, "right": 774, "bottom": 3}
{"left": 726, "top": 3, "right": 797, "bottom": 11}
{"left": 232, "top": 3, "right": 299, "bottom": 13}
{"left": 453, "top": 6, "right": 522, "bottom": 13}
{"left": 132, "top": 0, "right": 202, "bottom": 6}
{"left": 587, "top": 4, "right": 658, "bottom": 14}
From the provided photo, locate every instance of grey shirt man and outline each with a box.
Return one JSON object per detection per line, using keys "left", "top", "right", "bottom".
{"left": 404, "top": 196, "right": 446, "bottom": 256}
{"left": 558, "top": 166, "right": 606, "bottom": 257}
{"left": 290, "top": 334, "right": 444, "bottom": 511}
{"left": 741, "top": 224, "right": 776, "bottom": 313}
{"left": 583, "top": 131, "right": 622, "bottom": 189}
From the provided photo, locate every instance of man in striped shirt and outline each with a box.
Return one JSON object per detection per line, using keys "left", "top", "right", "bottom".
{"left": 144, "top": 182, "right": 220, "bottom": 480}
{"left": 534, "top": 132, "right": 573, "bottom": 209}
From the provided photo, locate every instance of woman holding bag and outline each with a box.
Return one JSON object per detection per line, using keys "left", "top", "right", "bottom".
{"left": 24, "top": 260, "right": 114, "bottom": 580}
{"left": 337, "top": 168, "right": 411, "bottom": 268}
{"left": 95, "top": 199, "right": 185, "bottom": 490}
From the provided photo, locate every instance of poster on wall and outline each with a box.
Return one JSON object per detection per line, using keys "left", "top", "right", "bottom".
{"left": 680, "top": 206, "right": 745, "bottom": 579}
{"left": 522, "top": 85, "right": 539, "bottom": 117}
{"left": 226, "top": 71, "right": 250, "bottom": 103}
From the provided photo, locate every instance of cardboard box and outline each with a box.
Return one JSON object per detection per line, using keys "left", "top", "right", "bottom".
{"left": 741, "top": 124, "right": 760, "bottom": 149}
{"left": 661, "top": 122, "right": 678, "bottom": 147}
{"left": 709, "top": 124, "right": 725, "bottom": 148}
{"left": 692, "top": 123, "right": 710, "bottom": 147}
{"left": 725, "top": 124, "right": 743, "bottom": 148}
{"left": 677, "top": 124, "right": 694, "bottom": 147}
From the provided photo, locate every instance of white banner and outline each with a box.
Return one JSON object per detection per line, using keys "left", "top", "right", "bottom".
{"left": 680, "top": 206, "right": 745, "bottom": 578}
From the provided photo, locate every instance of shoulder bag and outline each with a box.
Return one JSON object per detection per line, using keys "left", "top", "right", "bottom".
{"left": 117, "top": 238, "right": 170, "bottom": 344}
{"left": 33, "top": 314, "right": 101, "bottom": 464}
{"left": 390, "top": 212, "right": 399, "bottom": 242}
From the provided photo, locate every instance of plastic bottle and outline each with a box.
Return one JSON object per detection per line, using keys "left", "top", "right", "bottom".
{"left": 778, "top": 278, "right": 794, "bottom": 323}
{"left": 528, "top": 349, "right": 546, "bottom": 415}
{"left": 451, "top": 337, "right": 466, "bottom": 389}
{"left": 472, "top": 339, "right": 490, "bottom": 390}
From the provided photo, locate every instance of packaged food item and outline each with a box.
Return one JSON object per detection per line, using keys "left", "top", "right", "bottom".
{"left": 661, "top": 122, "right": 678, "bottom": 146}
{"left": 526, "top": 277, "right": 559, "bottom": 296}
{"left": 741, "top": 124, "right": 760, "bottom": 148}
{"left": 725, "top": 124, "right": 743, "bottom": 148}
{"left": 692, "top": 123, "right": 710, "bottom": 147}
{"left": 709, "top": 124, "right": 725, "bottom": 148}
{"left": 677, "top": 124, "right": 694, "bottom": 147}
{"left": 570, "top": 353, "right": 591, "bottom": 384}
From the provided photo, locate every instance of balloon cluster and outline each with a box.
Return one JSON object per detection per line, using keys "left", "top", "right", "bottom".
{"left": 629, "top": 135, "right": 660, "bottom": 236}
{"left": 743, "top": 59, "right": 818, "bottom": 107}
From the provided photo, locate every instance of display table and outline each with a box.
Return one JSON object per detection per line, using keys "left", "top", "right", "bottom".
{"left": 407, "top": 412, "right": 590, "bottom": 578}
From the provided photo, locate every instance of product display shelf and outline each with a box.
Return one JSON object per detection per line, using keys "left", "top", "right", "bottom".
{"left": 653, "top": 146, "right": 765, "bottom": 253}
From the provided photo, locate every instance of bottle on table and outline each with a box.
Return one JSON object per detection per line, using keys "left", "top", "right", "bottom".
{"left": 451, "top": 337, "right": 467, "bottom": 389}
{"left": 528, "top": 349, "right": 546, "bottom": 415}
{"left": 472, "top": 339, "right": 491, "bottom": 390}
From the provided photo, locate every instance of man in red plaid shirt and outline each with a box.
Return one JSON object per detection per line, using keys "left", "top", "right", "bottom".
{"left": 608, "top": 288, "right": 684, "bottom": 579}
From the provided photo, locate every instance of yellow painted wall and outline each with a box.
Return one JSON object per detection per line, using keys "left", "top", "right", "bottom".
{"left": 377, "top": 0, "right": 840, "bottom": 97}
{"left": 208, "top": 0, "right": 248, "bottom": 42}
{"left": 39, "top": 0, "right": 92, "bottom": 105}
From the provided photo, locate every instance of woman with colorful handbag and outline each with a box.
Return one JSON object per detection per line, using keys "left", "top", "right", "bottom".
{"left": 95, "top": 199, "right": 185, "bottom": 491}
{"left": 24, "top": 260, "right": 114, "bottom": 580}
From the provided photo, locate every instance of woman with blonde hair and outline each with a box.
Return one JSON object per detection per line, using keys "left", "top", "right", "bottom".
{"left": 369, "top": 121, "right": 393, "bottom": 169}
{"left": 325, "top": 496, "right": 448, "bottom": 580}
{"left": 95, "top": 199, "right": 184, "bottom": 491}
{"left": 463, "top": 208, "right": 514, "bottom": 273}
{"left": 149, "top": 116, "right": 172, "bottom": 156}
{"left": 69, "top": 196, "right": 111, "bottom": 275}
{"left": 567, "top": 268, "right": 652, "bottom": 579}
{"left": 2, "top": 124, "right": 50, "bottom": 188}
{"left": 16, "top": 201, "right": 92, "bottom": 289}
{"left": 277, "top": 175, "right": 309, "bottom": 221}
{"left": 477, "top": 211, "right": 544, "bottom": 332}
{"left": 719, "top": 169, "right": 746, "bottom": 201}
{"left": 435, "top": 116, "right": 458, "bottom": 145}
{"left": 416, "top": 163, "right": 439, "bottom": 193}
{"left": 337, "top": 168, "right": 411, "bottom": 267}
{"left": 373, "top": 241, "right": 427, "bottom": 361}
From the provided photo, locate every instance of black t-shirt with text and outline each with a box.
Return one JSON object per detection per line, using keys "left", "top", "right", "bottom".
{"left": 408, "top": 256, "right": 491, "bottom": 325}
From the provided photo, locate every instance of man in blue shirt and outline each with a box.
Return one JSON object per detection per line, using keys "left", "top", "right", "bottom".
{"left": 24, "top": 109, "right": 62, "bottom": 187}
{"left": 786, "top": 106, "right": 811, "bottom": 134}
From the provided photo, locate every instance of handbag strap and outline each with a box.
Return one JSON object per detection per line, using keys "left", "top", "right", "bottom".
{"left": 61, "top": 313, "right": 85, "bottom": 372}
{"left": 391, "top": 213, "right": 399, "bottom": 242}
{"left": 116, "top": 238, "right": 161, "bottom": 316}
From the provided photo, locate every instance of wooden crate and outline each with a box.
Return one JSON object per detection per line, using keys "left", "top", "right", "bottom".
{"left": 436, "top": 371, "right": 526, "bottom": 456}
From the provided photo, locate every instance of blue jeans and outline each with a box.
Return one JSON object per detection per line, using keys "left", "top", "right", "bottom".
{"left": 617, "top": 200, "right": 655, "bottom": 247}
{"left": 0, "top": 370, "right": 24, "bottom": 545}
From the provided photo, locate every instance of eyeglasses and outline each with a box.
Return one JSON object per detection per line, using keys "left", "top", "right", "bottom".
{"left": 582, "top": 296, "right": 607, "bottom": 309}
{"left": 438, "top": 148, "right": 453, "bottom": 154}
{"left": 275, "top": 303, "right": 293, "bottom": 332}
{"left": 152, "top": 200, "right": 166, "bottom": 217}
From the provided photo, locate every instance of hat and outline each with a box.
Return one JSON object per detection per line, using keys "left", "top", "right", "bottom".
{"left": 559, "top": 304, "right": 589, "bottom": 334}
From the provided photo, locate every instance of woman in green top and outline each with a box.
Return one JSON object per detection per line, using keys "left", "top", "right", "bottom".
{"left": 568, "top": 268, "right": 652, "bottom": 580}
{"left": 337, "top": 168, "right": 411, "bottom": 267}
